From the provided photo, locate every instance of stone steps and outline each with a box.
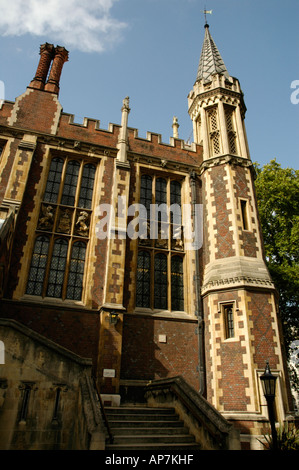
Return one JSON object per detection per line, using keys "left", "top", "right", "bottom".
{"left": 105, "top": 406, "right": 201, "bottom": 451}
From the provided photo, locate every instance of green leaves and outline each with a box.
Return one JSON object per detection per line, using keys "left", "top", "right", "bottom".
{"left": 254, "top": 159, "right": 299, "bottom": 349}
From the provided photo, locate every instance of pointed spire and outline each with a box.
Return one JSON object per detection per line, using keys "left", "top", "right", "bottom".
{"left": 196, "top": 24, "right": 229, "bottom": 83}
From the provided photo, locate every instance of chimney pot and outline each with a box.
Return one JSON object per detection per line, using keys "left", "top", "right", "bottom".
{"left": 44, "top": 46, "right": 69, "bottom": 94}
{"left": 29, "top": 43, "right": 55, "bottom": 90}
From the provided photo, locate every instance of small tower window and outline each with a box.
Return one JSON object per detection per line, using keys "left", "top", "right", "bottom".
{"left": 207, "top": 107, "right": 221, "bottom": 156}
{"left": 224, "top": 105, "right": 237, "bottom": 155}
{"left": 223, "top": 303, "right": 234, "bottom": 339}
{"left": 240, "top": 199, "right": 249, "bottom": 230}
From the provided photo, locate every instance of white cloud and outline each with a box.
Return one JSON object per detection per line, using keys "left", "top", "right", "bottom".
{"left": 0, "top": 0, "right": 127, "bottom": 52}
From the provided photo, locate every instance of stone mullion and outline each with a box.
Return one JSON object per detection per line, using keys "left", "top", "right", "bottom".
{"left": 235, "top": 105, "right": 248, "bottom": 158}
{"left": 218, "top": 100, "right": 229, "bottom": 155}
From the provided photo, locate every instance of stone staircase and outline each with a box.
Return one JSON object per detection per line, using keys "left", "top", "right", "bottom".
{"left": 104, "top": 406, "right": 201, "bottom": 450}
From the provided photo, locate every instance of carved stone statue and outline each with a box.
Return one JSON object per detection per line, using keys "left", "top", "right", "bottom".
{"left": 57, "top": 209, "right": 72, "bottom": 233}
{"left": 75, "top": 211, "right": 89, "bottom": 237}
{"left": 38, "top": 205, "right": 54, "bottom": 230}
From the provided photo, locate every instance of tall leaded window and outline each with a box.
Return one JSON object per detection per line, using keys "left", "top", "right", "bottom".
{"left": 61, "top": 160, "right": 80, "bottom": 206}
{"left": 26, "top": 156, "right": 96, "bottom": 301}
{"left": 136, "top": 251, "right": 151, "bottom": 308}
{"left": 46, "top": 238, "right": 68, "bottom": 298}
{"left": 66, "top": 241, "right": 87, "bottom": 300}
{"left": 154, "top": 253, "right": 167, "bottom": 309}
{"left": 171, "top": 256, "right": 184, "bottom": 311}
{"left": 43, "top": 157, "right": 64, "bottom": 203}
{"left": 136, "top": 174, "right": 185, "bottom": 311}
{"left": 26, "top": 235, "right": 50, "bottom": 296}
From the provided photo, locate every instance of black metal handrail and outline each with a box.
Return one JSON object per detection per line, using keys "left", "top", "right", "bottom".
{"left": 92, "top": 376, "right": 114, "bottom": 444}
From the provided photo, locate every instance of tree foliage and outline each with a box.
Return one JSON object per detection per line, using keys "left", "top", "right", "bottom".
{"left": 254, "top": 159, "right": 299, "bottom": 351}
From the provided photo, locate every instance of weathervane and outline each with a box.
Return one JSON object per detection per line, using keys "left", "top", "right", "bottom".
{"left": 202, "top": 8, "right": 212, "bottom": 25}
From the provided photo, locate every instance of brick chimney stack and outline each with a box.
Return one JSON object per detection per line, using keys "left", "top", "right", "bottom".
{"left": 29, "top": 43, "right": 55, "bottom": 90}
{"left": 44, "top": 46, "right": 69, "bottom": 94}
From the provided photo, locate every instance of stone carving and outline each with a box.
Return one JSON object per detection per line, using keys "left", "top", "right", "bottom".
{"left": 75, "top": 211, "right": 89, "bottom": 237}
{"left": 38, "top": 205, "right": 54, "bottom": 230}
{"left": 155, "top": 224, "right": 168, "bottom": 249}
{"left": 122, "top": 96, "right": 130, "bottom": 111}
{"left": 172, "top": 238, "right": 184, "bottom": 251}
{"left": 57, "top": 208, "right": 72, "bottom": 234}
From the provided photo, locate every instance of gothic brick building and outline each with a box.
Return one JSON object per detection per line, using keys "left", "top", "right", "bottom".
{"left": 0, "top": 24, "right": 295, "bottom": 450}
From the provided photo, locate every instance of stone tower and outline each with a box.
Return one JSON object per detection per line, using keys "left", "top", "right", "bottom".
{"left": 188, "top": 23, "right": 293, "bottom": 436}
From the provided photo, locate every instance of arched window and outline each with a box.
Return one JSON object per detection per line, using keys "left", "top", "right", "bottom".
{"left": 155, "top": 178, "right": 167, "bottom": 205}
{"left": 136, "top": 251, "right": 151, "bottom": 308}
{"left": 66, "top": 241, "right": 87, "bottom": 300}
{"left": 171, "top": 256, "right": 184, "bottom": 311}
{"left": 140, "top": 175, "right": 152, "bottom": 215}
{"left": 26, "top": 235, "right": 50, "bottom": 296}
{"left": 43, "top": 158, "right": 63, "bottom": 203}
{"left": 61, "top": 160, "right": 80, "bottom": 206}
{"left": 78, "top": 164, "right": 96, "bottom": 209}
{"left": 170, "top": 181, "right": 182, "bottom": 242}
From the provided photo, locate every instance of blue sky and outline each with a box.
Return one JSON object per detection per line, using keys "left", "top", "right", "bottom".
{"left": 0, "top": 0, "right": 298, "bottom": 169}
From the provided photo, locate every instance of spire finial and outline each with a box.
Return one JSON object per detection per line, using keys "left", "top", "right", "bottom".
{"left": 202, "top": 8, "right": 212, "bottom": 26}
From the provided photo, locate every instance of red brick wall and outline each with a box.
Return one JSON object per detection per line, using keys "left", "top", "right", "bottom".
{"left": 233, "top": 165, "right": 259, "bottom": 258}
{"left": 204, "top": 291, "right": 249, "bottom": 410}
{"left": 127, "top": 129, "right": 203, "bottom": 166}
{"left": 9, "top": 89, "right": 61, "bottom": 134}
{"left": 248, "top": 290, "right": 279, "bottom": 369}
{"left": 121, "top": 314, "right": 200, "bottom": 390}
{"left": 0, "top": 300, "right": 99, "bottom": 362}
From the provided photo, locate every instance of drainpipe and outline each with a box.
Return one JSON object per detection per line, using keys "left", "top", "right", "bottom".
{"left": 190, "top": 170, "right": 205, "bottom": 396}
